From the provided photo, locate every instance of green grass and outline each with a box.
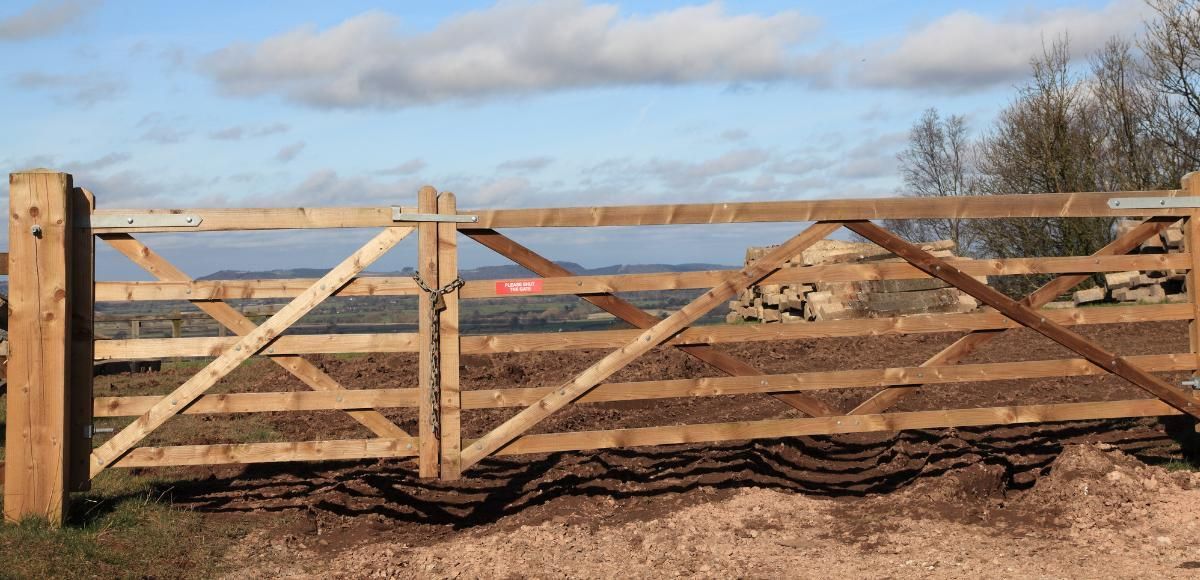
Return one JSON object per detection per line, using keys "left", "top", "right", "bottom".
{"left": 0, "top": 470, "right": 246, "bottom": 579}
{"left": 1162, "top": 459, "right": 1199, "bottom": 472}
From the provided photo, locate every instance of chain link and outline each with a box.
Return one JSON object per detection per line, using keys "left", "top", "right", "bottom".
{"left": 412, "top": 273, "right": 464, "bottom": 437}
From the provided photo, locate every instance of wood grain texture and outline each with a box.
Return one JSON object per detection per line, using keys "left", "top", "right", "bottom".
{"left": 94, "top": 253, "right": 1191, "bottom": 302}
{"left": 438, "top": 192, "right": 464, "bottom": 479}
{"left": 4, "top": 170, "right": 74, "bottom": 524}
{"left": 482, "top": 399, "right": 1181, "bottom": 456}
{"left": 459, "top": 222, "right": 842, "bottom": 471}
{"left": 84, "top": 189, "right": 1191, "bottom": 234}
{"left": 112, "top": 438, "right": 419, "bottom": 468}
{"left": 417, "top": 187, "right": 439, "bottom": 478}
{"left": 846, "top": 220, "right": 1200, "bottom": 419}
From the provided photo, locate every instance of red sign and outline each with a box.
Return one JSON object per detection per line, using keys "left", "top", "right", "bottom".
{"left": 495, "top": 279, "right": 544, "bottom": 295}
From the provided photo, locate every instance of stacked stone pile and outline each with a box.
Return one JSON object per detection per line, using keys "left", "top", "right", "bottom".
{"left": 727, "top": 239, "right": 981, "bottom": 323}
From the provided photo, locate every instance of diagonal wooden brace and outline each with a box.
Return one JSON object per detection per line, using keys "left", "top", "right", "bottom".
{"left": 89, "top": 227, "right": 413, "bottom": 475}
{"left": 458, "top": 222, "right": 843, "bottom": 470}
{"left": 462, "top": 229, "right": 839, "bottom": 417}
{"left": 99, "top": 233, "right": 411, "bottom": 439}
{"left": 845, "top": 220, "right": 1200, "bottom": 420}
{"left": 851, "top": 217, "right": 1181, "bottom": 415}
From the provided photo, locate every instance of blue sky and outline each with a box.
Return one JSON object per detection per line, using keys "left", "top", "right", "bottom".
{"left": 0, "top": 0, "right": 1153, "bottom": 279}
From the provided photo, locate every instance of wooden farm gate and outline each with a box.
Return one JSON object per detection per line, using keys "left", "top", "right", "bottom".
{"left": 7, "top": 168, "right": 1200, "bottom": 524}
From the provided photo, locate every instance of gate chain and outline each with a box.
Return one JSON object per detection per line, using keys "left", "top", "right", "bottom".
{"left": 412, "top": 273, "right": 465, "bottom": 438}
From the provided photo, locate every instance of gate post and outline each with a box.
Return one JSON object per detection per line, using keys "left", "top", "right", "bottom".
{"left": 68, "top": 188, "right": 95, "bottom": 493}
{"left": 4, "top": 170, "right": 77, "bottom": 524}
{"left": 416, "top": 186, "right": 440, "bottom": 477}
{"left": 1184, "top": 173, "right": 1200, "bottom": 413}
{"left": 437, "top": 192, "right": 462, "bottom": 479}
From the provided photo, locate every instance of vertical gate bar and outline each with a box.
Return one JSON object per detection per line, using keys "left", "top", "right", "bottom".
{"left": 437, "top": 192, "right": 463, "bottom": 479}
{"left": 67, "top": 187, "right": 95, "bottom": 492}
{"left": 3, "top": 170, "right": 75, "bottom": 525}
{"left": 1184, "top": 173, "right": 1200, "bottom": 431}
{"left": 417, "top": 186, "right": 440, "bottom": 477}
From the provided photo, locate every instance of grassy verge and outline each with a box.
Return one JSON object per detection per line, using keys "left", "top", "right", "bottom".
{"left": 0, "top": 468, "right": 246, "bottom": 579}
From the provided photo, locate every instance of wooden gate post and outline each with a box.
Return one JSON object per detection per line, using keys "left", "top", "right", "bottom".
{"left": 416, "top": 186, "right": 440, "bottom": 477}
{"left": 1183, "top": 173, "right": 1200, "bottom": 418}
{"left": 437, "top": 192, "right": 462, "bottom": 479}
{"left": 4, "top": 170, "right": 78, "bottom": 524}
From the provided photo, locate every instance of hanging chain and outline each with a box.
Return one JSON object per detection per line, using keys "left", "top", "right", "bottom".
{"left": 412, "top": 273, "right": 464, "bottom": 437}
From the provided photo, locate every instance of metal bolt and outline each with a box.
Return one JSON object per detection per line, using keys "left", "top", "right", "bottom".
{"left": 30, "top": 225, "right": 42, "bottom": 236}
{"left": 470, "top": 216, "right": 479, "bottom": 222}
{"left": 126, "top": 217, "right": 134, "bottom": 224}
{"left": 185, "top": 216, "right": 194, "bottom": 223}
{"left": 1113, "top": 200, "right": 1121, "bottom": 207}
{"left": 1161, "top": 199, "right": 1167, "bottom": 206}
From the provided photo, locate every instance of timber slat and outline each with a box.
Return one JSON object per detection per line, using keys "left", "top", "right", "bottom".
{"left": 112, "top": 438, "right": 419, "bottom": 468}
{"left": 84, "top": 189, "right": 1192, "bottom": 234}
{"left": 93, "top": 253, "right": 1192, "bottom": 302}
{"left": 89, "top": 352, "right": 1197, "bottom": 416}
{"left": 483, "top": 399, "right": 1181, "bottom": 456}
{"left": 91, "top": 304, "right": 1194, "bottom": 360}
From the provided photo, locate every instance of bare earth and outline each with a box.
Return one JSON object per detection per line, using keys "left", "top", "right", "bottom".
{"left": 89, "top": 321, "right": 1200, "bottom": 578}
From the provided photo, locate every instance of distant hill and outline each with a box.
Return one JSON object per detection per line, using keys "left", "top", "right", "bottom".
{"left": 198, "top": 262, "right": 733, "bottom": 281}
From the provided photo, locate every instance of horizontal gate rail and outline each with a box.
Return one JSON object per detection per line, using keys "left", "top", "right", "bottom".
{"left": 91, "top": 303, "right": 1192, "bottom": 360}
{"left": 79, "top": 187, "right": 1200, "bottom": 234}
{"left": 91, "top": 352, "right": 1197, "bottom": 417}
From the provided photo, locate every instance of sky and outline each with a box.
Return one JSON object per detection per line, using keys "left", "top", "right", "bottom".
{"left": 0, "top": 0, "right": 1158, "bottom": 280}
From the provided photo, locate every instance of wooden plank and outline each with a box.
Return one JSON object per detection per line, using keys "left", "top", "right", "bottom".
{"left": 483, "top": 399, "right": 1181, "bottom": 456}
{"left": 459, "top": 222, "right": 842, "bottom": 471}
{"left": 92, "top": 253, "right": 1193, "bottom": 302}
{"left": 111, "top": 438, "right": 419, "bottom": 468}
{"left": 851, "top": 217, "right": 1179, "bottom": 415}
{"left": 417, "top": 186, "right": 439, "bottom": 478}
{"left": 92, "top": 352, "right": 1196, "bottom": 416}
{"left": 89, "top": 226, "right": 413, "bottom": 476}
{"left": 438, "top": 193, "right": 464, "bottom": 479}
{"left": 99, "top": 234, "right": 411, "bottom": 440}
{"left": 463, "top": 228, "right": 837, "bottom": 417}
{"left": 68, "top": 188, "right": 95, "bottom": 493}
{"left": 94, "top": 332, "right": 419, "bottom": 360}
{"left": 1185, "top": 174, "right": 1200, "bottom": 388}
{"left": 459, "top": 352, "right": 1196, "bottom": 408}
{"left": 4, "top": 170, "right": 75, "bottom": 525}
{"left": 846, "top": 220, "right": 1200, "bottom": 419}
{"left": 84, "top": 189, "right": 1193, "bottom": 234}
{"left": 94, "top": 303, "right": 1191, "bottom": 360}
{"left": 94, "top": 388, "right": 419, "bottom": 416}
{"left": 87, "top": 206, "right": 415, "bottom": 233}
{"left": 462, "top": 190, "right": 1193, "bottom": 229}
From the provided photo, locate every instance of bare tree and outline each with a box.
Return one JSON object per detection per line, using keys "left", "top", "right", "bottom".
{"left": 1141, "top": 0, "right": 1200, "bottom": 167}
{"left": 885, "top": 108, "right": 981, "bottom": 255}
{"left": 974, "top": 38, "right": 1112, "bottom": 295}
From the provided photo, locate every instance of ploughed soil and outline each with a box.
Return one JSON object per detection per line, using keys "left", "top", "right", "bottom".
{"left": 91, "top": 320, "right": 1200, "bottom": 577}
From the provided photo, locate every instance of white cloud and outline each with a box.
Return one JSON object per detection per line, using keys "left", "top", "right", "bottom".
{"left": 13, "top": 70, "right": 125, "bottom": 105}
{"left": 854, "top": 0, "right": 1150, "bottom": 91}
{"left": 274, "top": 141, "right": 306, "bottom": 162}
{"left": 200, "top": 1, "right": 827, "bottom": 108}
{"left": 497, "top": 156, "right": 555, "bottom": 172}
{"left": 209, "top": 122, "right": 290, "bottom": 140}
{"left": 0, "top": 0, "right": 100, "bottom": 41}
{"left": 376, "top": 158, "right": 427, "bottom": 175}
